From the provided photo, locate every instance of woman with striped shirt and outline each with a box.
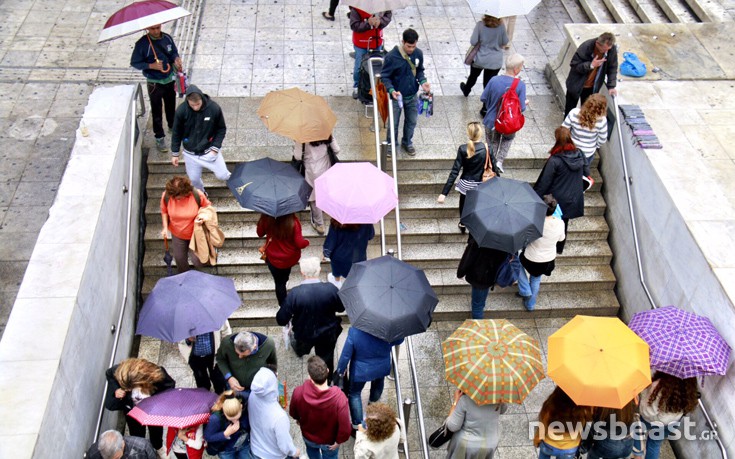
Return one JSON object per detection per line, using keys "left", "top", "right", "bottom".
{"left": 562, "top": 93, "right": 608, "bottom": 166}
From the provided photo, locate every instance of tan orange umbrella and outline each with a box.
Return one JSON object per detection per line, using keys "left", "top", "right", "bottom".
{"left": 257, "top": 87, "right": 337, "bottom": 143}
{"left": 548, "top": 315, "right": 651, "bottom": 408}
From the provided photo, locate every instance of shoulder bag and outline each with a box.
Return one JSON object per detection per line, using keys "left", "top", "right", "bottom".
{"left": 464, "top": 39, "right": 480, "bottom": 66}
{"left": 428, "top": 390, "right": 463, "bottom": 448}
{"left": 481, "top": 142, "right": 496, "bottom": 181}
{"left": 258, "top": 236, "right": 271, "bottom": 262}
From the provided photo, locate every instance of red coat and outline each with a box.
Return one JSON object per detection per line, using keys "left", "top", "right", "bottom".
{"left": 290, "top": 380, "right": 352, "bottom": 446}
{"left": 166, "top": 426, "right": 204, "bottom": 459}
{"left": 350, "top": 8, "right": 391, "bottom": 50}
{"left": 256, "top": 215, "right": 309, "bottom": 269}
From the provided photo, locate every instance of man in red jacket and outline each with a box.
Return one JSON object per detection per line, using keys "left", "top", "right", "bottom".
{"left": 290, "top": 356, "right": 351, "bottom": 459}
{"left": 349, "top": 7, "right": 392, "bottom": 99}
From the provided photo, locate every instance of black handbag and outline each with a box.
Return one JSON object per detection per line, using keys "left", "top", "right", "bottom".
{"left": 327, "top": 144, "right": 339, "bottom": 166}
{"left": 332, "top": 371, "right": 350, "bottom": 397}
{"left": 291, "top": 144, "right": 305, "bottom": 176}
{"left": 428, "top": 421, "right": 453, "bottom": 448}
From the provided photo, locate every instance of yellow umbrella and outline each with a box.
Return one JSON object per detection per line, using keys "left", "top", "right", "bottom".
{"left": 257, "top": 87, "right": 337, "bottom": 143}
{"left": 548, "top": 315, "right": 651, "bottom": 408}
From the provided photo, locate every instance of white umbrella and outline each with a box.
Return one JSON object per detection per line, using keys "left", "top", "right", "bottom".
{"left": 98, "top": 0, "right": 191, "bottom": 43}
{"left": 466, "top": 0, "right": 541, "bottom": 17}
{"left": 344, "top": 0, "right": 414, "bottom": 14}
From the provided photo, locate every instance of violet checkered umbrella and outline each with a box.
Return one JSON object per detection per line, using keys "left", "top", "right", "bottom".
{"left": 628, "top": 305, "right": 731, "bottom": 379}
{"left": 128, "top": 388, "right": 219, "bottom": 428}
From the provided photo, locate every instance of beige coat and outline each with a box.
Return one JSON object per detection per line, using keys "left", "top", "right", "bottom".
{"left": 189, "top": 206, "right": 225, "bottom": 265}
{"left": 353, "top": 418, "right": 405, "bottom": 459}
{"left": 178, "top": 320, "right": 232, "bottom": 362}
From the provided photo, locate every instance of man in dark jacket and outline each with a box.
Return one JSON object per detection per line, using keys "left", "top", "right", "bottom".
{"left": 276, "top": 257, "right": 344, "bottom": 378}
{"left": 457, "top": 235, "right": 510, "bottom": 319}
{"left": 130, "top": 25, "right": 181, "bottom": 153}
{"left": 380, "top": 28, "right": 431, "bottom": 156}
{"left": 290, "top": 356, "right": 352, "bottom": 458}
{"left": 85, "top": 430, "right": 157, "bottom": 459}
{"left": 564, "top": 32, "right": 618, "bottom": 116}
{"left": 170, "top": 85, "right": 230, "bottom": 193}
{"left": 216, "top": 331, "right": 277, "bottom": 396}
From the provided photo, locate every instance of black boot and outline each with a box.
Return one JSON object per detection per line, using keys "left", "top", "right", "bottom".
{"left": 460, "top": 82, "right": 470, "bottom": 97}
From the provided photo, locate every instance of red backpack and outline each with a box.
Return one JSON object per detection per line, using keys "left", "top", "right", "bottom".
{"left": 494, "top": 78, "right": 525, "bottom": 135}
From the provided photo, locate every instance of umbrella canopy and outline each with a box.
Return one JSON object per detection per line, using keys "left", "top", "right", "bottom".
{"left": 314, "top": 162, "right": 397, "bottom": 224}
{"left": 344, "top": 0, "right": 414, "bottom": 14}
{"left": 128, "top": 388, "right": 219, "bottom": 428}
{"left": 548, "top": 315, "right": 651, "bottom": 408}
{"left": 257, "top": 88, "right": 337, "bottom": 144}
{"left": 98, "top": 0, "right": 191, "bottom": 43}
{"left": 628, "top": 306, "right": 731, "bottom": 379}
{"left": 460, "top": 177, "right": 546, "bottom": 253}
{"left": 466, "top": 0, "right": 542, "bottom": 17}
{"left": 227, "top": 157, "right": 311, "bottom": 217}
{"left": 137, "top": 271, "right": 241, "bottom": 342}
{"left": 339, "top": 255, "right": 438, "bottom": 342}
{"left": 442, "top": 319, "right": 544, "bottom": 405}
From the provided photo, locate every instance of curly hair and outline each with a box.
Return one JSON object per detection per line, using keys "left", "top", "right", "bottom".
{"left": 539, "top": 386, "right": 592, "bottom": 430}
{"left": 578, "top": 94, "right": 607, "bottom": 130}
{"left": 648, "top": 372, "right": 699, "bottom": 414}
{"left": 364, "top": 403, "right": 397, "bottom": 442}
{"left": 114, "top": 358, "right": 165, "bottom": 394}
{"left": 165, "top": 175, "right": 195, "bottom": 199}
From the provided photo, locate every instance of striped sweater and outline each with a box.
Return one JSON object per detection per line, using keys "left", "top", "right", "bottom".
{"left": 562, "top": 108, "right": 607, "bottom": 157}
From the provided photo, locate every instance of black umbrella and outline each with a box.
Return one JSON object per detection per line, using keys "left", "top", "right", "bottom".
{"left": 460, "top": 177, "right": 546, "bottom": 253}
{"left": 338, "top": 255, "right": 438, "bottom": 342}
{"left": 227, "top": 157, "right": 311, "bottom": 217}
{"left": 163, "top": 237, "right": 173, "bottom": 276}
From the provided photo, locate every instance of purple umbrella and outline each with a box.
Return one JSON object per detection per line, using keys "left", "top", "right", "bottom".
{"left": 128, "top": 388, "right": 219, "bottom": 428}
{"left": 628, "top": 305, "right": 731, "bottom": 379}
{"left": 137, "top": 271, "right": 241, "bottom": 342}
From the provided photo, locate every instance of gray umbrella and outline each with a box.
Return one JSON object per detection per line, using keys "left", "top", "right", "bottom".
{"left": 338, "top": 255, "right": 438, "bottom": 342}
{"left": 460, "top": 177, "right": 546, "bottom": 253}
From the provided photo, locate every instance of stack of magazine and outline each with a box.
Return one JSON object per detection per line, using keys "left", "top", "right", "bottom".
{"left": 619, "top": 104, "right": 662, "bottom": 149}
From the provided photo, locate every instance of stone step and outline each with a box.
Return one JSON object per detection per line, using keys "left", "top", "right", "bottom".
{"left": 145, "top": 167, "right": 605, "bottom": 198}
{"left": 628, "top": 0, "right": 671, "bottom": 22}
{"left": 578, "top": 0, "right": 618, "bottom": 22}
{"left": 143, "top": 215, "right": 610, "bottom": 250}
{"left": 684, "top": 0, "right": 734, "bottom": 21}
{"left": 560, "top": 0, "right": 593, "bottom": 22}
{"left": 142, "top": 264, "right": 617, "bottom": 300}
{"left": 655, "top": 0, "right": 700, "bottom": 22}
{"left": 142, "top": 239, "right": 613, "bottom": 274}
{"left": 226, "top": 290, "right": 621, "bottom": 326}
{"left": 603, "top": 0, "right": 644, "bottom": 22}
{"left": 144, "top": 191, "right": 608, "bottom": 222}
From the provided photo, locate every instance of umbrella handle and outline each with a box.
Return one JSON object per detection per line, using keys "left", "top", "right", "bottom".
{"left": 161, "top": 62, "right": 171, "bottom": 73}
{"left": 164, "top": 237, "right": 169, "bottom": 251}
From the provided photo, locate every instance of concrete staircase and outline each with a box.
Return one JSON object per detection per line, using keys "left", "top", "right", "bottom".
{"left": 561, "top": 0, "right": 733, "bottom": 23}
{"left": 140, "top": 95, "right": 621, "bottom": 326}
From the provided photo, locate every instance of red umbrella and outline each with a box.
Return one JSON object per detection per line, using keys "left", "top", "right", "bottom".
{"left": 128, "top": 388, "right": 219, "bottom": 428}
{"left": 98, "top": 0, "right": 191, "bottom": 43}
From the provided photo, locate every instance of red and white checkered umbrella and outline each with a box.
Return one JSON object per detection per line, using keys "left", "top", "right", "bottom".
{"left": 128, "top": 388, "right": 218, "bottom": 428}
{"left": 98, "top": 0, "right": 191, "bottom": 43}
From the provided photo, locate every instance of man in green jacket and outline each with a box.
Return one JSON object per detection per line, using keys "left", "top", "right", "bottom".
{"left": 216, "top": 331, "right": 277, "bottom": 395}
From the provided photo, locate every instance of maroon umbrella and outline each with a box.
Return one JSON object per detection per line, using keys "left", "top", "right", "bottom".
{"left": 98, "top": 0, "right": 191, "bottom": 43}
{"left": 128, "top": 388, "right": 218, "bottom": 428}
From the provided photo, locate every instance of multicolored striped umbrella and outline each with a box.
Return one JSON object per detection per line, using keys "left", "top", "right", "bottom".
{"left": 628, "top": 305, "right": 731, "bottom": 379}
{"left": 128, "top": 388, "right": 218, "bottom": 428}
{"left": 442, "top": 319, "right": 544, "bottom": 405}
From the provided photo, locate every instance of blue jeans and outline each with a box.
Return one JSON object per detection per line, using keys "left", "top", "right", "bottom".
{"left": 219, "top": 441, "right": 252, "bottom": 459}
{"left": 303, "top": 437, "right": 339, "bottom": 459}
{"left": 470, "top": 286, "right": 489, "bottom": 319}
{"left": 348, "top": 377, "right": 385, "bottom": 427}
{"left": 516, "top": 265, "right": 541, "bottom": 310}
{"left": 633, "top": 418, "right": 677, "bottom": 459}
{"left": 588, "top": 436, "right": 633, "bottom": 459}
{"left": 353, "top": 46, "right": 370, "bottom": 88}
{"left": 538, "top": 441, "right": 578, "bottom": 459}
{"left": 387, "top": 96, "right": 418, "bottom": 148}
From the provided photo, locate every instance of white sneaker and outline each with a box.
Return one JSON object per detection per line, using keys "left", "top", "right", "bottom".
{"left": 156, "top": 446, "right": 168, "bottom": 459}
{"left": 327, "top": 273, "right": 343, "bottom": 289}
{"left": 496, "top": 161, "right": 504, "bottom": 173}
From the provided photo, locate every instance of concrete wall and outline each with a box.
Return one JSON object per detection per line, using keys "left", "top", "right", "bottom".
{"left": 0, "top": 85, "right": 143, "bottom": 458}
{"left": 601, "top": 121, "right": 735, "bottom": 458}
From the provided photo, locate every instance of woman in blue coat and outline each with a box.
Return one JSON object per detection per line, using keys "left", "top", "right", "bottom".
{"left": 336, "top": 327, "right": 403, "bottom": 429}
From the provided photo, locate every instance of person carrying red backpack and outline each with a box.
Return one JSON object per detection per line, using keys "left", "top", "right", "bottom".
{"left": 480, "top": 54, "right": 528, "bottom": 173}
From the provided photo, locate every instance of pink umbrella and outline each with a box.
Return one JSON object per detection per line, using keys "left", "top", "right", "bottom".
{"left": 98, "top": 0, "right": 191, "bottom": 43}
{"left": 315, "top": 162, "right": 397, "bottom": 224}
{"left": 128, "top": 388, "right": 219, "bottom": 428}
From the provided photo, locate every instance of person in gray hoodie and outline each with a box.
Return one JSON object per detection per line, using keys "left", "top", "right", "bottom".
{"left": 248, "top": 367, "right": 300, "bottom": 459}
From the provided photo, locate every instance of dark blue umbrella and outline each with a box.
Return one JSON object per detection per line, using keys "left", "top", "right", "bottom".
{"left": 338, "top": 255, "right": 439, "bottom": 342}
{"left": 227, "top": 157, "right": 311, "bottom": 217}
{"left": 460, "top": 177, "right": 546, "bottom": 253}
{"left": 137, "top": 271, "right": 240, "bottom": 342}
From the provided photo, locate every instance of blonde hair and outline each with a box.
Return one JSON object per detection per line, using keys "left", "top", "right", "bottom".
{"left": 212, "top": 390, "right": 243, "bottom": 417}
{"left": 579, "top": 94, "right": 607, "bottom": 130}
{"left": 465, "top": 122, "right": 484, "bottom": 158}
{"left": 482, "top": 15, "right": 502, "bottom": 27}
{"left": 114, "top": 358, "right": 165, "bottom": 394}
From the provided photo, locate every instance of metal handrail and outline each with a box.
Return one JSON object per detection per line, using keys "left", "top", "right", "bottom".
{"left": 92, "top": 83, "right": 145, "bottom": 441}
{"left": 367, "top": 56, "right": 430, "bottom": 459}
{"left": 611, "top": 96, "right": 727, "bottom": 459}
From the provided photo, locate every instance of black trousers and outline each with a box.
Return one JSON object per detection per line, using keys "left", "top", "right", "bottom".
{"left": 189, "top": 353, "right": 227, "bottom": 393}
{"left": 465, "top": 66, "right": 500, "bottom": 95}
{"left": 267, "top": 261, "right": 292, "bottom": 306}
{"left": 328, "top": 0, "right": 339, "bottom": 15}
{"left": 147, "top": 80, "right": 176, "bottom": 139}
{"left": 557, "top": 217, "right": 570, "bottom": 254}
{"left": 459, "top": 193, "right": 466, "bottom": 220}
{"left": 127, "top": 414, "right": 163, "bottom": 450}
{"left": 291, "top": 328, "right": 342, "bottom": 380}
{"left": 564, "top": 86, "right": 594, "bottom": 117}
